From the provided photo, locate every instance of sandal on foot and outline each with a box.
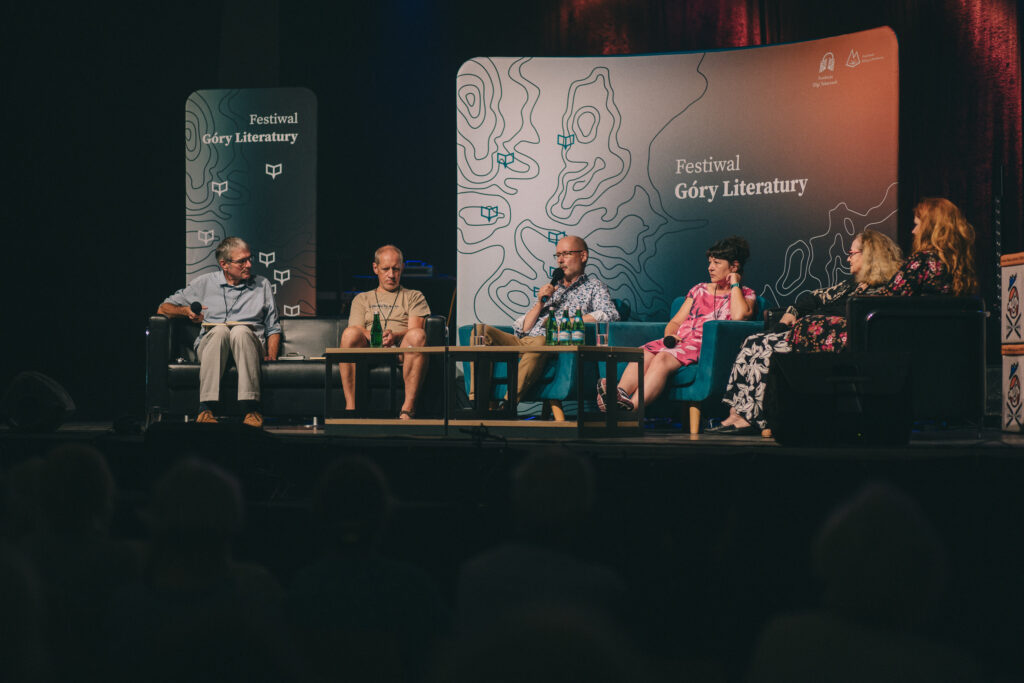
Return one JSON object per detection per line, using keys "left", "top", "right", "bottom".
{"left": 614, "top": 387, "right": 634, "bottom": 411}
{"left": 596, "top": 378, "right": 609, "bottom": 412}
{"left": 399, "top": 409, "right": 415, "bottom": 420}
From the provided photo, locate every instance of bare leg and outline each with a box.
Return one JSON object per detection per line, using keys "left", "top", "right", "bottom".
{"left": 400, "top": 328, "right": 427, "bottom": 418}
{"left": 616, "top": 349, "right": 656, "bottom": 396}
{"left": 634, "top": 352, "right": 683, "bottom": 408}
{"left": 339, "top": 326, "right": 368, "bottom": 410}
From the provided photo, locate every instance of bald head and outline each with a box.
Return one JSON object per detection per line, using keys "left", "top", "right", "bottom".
{"left": 555, "top": 235, "right": 589, "bottom": 281}
{"left": 373, "top": 245, "right": 404, "bottom": 292}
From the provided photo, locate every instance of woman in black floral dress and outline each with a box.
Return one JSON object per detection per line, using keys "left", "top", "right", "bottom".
{"left": 789, "top": 197, "right": 979, "bottom": 354}
{"left": 709, "top": 230, "right": 903, "bottom": 434}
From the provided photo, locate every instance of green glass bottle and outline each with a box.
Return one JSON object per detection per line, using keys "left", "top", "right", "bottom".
{"left": 558, "top": 311, "right": 571, "bottom": 345}
{"left": 571, "top": 308, "right": 585, "bottom": 345}
{"left": 545, "top": 314, "right": 556, "bottom": 345}
{"left": 370, "top": 312, "right": 383, "bottom": 347}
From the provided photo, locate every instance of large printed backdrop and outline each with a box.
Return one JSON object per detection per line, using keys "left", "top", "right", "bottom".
{"left": 185, "top": 87, "right": 317, "bottom": 316}
{"left": 457, "top": 27, "right": 899, "bottom": 325}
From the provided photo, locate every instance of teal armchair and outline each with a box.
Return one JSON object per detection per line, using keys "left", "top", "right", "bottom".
{"left": 607, "top": 295, "right": 767, "bottom": 433}
{"left": 457, "top": 323, "right": 599, "bottom": 419}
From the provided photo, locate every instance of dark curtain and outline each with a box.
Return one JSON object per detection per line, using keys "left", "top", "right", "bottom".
{"left": 545, "top": 0, "right": 1023, "bottom": 306}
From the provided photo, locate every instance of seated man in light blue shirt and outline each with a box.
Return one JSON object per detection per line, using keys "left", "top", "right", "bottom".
{"left": 157, "top": 236, "right": 282, "bottom": 427}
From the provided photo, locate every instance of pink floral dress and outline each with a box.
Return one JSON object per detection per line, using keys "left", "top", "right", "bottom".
{"left": 643, "top": 283, "right": 756, "bottom": 365}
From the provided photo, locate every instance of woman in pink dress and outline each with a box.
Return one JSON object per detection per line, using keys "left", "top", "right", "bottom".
{"left": 598, "top": 236, "right": 756, "bottom": 412}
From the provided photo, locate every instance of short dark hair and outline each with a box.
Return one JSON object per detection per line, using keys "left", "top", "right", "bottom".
{"left": 706, "top": 236, "right": 750, "bottom": 273}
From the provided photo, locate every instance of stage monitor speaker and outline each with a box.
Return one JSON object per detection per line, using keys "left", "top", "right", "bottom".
{"left": 765, "top": 352, "right": 912, "bottom": 447}
{"left": 2, "top": 371, "right": 76, "bottom": 433}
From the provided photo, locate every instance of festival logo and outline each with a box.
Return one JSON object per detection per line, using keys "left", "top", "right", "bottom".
{"left": 1006, "top": 274, "right": 1021, "bottom": 340}
{"left": 1006, "top": 362, "right": 1022, "bottom": 428}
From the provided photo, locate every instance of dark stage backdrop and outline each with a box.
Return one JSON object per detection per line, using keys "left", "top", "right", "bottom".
{"left": 1, "top": 0, "right": 1020, "bottom": 420}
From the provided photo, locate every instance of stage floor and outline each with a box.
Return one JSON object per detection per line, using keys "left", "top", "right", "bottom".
{"left": 3, "top": 419, "right": 1023, "bottom": 458}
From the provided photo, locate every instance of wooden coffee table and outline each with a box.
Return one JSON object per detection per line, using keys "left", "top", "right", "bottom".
{"left": 323, "top": 346, "right": 446, "bottom": 434}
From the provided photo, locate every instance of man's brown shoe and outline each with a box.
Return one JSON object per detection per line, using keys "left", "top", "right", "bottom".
{"left": 243, "top": 412, "right": 264, "bottom": 428}
{"left": 196, "top": 410, "right": 217, "bottom": 423}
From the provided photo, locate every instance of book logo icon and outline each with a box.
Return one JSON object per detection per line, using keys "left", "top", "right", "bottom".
{"left": 274, "top": 269, "right": 291, "bottom": 285}
{"left": 496, "top": 152, "right": 514, "bottom": 168}
{"left": 283, "top": 304, "right": 301, "bottom": 316}
{"left": 211, "top": 180, "right": 229, "bottom": 196}
{"left": 259, "top": 252, "right": 276, "bottom": 267}
{"left": 198, "top": 229, "right": 216, "bottom": 246}
{"left": 481, "top": 206, "right": 498, "bottom": 220}
{"left": 265, "top": 163, "right": 283, "bottom": 179}
{"left": 557, "top": 133, "right": 575, "bottom": 149}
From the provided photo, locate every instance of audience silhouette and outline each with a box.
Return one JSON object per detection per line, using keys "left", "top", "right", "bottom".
{"left": 286, "top": 456, "right": 451, "bottom": 683}
{"left": 455, "top": 449, "right": 628, "bottom": 633}
{"left": 104, "top": 457, "right": 303, "bottom": 683}
{"left": 746, "top": 481, "right": 982, "bottom": 683}
{"left": 0, "top": 441, "right": 1009, "bottom": 683}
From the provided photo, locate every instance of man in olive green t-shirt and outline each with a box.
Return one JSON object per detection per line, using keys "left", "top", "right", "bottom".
{"left": 339, "top": 245, "right": 431, "bottom": 419}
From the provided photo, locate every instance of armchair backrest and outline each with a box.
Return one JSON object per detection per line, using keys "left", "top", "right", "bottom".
{"left": 846, "top": 296, "right": 985, "bottom": 422}
{"left": 669, "top": 294, "right": 768, "bottom": 320}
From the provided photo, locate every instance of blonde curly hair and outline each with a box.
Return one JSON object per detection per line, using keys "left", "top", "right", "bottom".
{"left": 855, "top": 229, "right": 903, "bottom": 286}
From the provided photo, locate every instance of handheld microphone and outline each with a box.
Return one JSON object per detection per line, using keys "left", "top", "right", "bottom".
{"left": 541, "top": 268, "right": 565, "bottom": 304}
{"left": 662, "top": 336, "right": 677, "bottom": 349}
{"left": 190, "top": 301, "right": 203, "bottom": 316}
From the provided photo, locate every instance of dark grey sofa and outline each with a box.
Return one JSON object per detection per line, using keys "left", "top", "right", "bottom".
{"left": 145, "top": 315, "right": 447, "bottom": 421}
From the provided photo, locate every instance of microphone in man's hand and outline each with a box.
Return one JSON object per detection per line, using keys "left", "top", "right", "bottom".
{"left": 541, "top": 268, "right": 565, "bottom": 303}
{"left": 190, "top": 301, "right": 203, "bottom": 316}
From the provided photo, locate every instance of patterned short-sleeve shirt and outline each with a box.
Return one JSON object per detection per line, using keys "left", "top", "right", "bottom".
{"left": 513, "top": 273, "right": 620, "bottom": 337}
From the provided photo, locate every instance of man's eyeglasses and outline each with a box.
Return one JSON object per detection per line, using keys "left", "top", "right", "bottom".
{"left": 226, "top": 256, "right": 253, "bottom": 265}
{"left": 554, "top": 250, "right": 584, "bottom": 259}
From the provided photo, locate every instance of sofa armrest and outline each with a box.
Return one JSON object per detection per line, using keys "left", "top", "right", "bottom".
{"left": 424, "top": 315, "right": 447, "bottom": 346}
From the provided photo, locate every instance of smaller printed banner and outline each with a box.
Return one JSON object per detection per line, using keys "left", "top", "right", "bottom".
{"left": 185, "top": 87, "right": 317, "bottom": 316}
